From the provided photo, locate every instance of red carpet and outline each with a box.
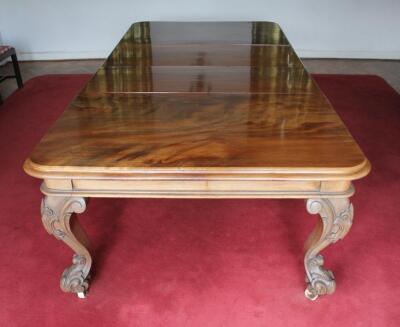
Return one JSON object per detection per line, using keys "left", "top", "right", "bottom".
{"left": 0, "top": 74, "right": 399, "bottom": 326}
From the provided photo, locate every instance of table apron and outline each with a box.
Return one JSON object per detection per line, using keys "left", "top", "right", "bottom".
{"left": 41, "top": 179, "right": 354, "bottom": 199}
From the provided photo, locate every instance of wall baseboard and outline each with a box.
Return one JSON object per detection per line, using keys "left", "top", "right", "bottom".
{"left": 17, "top": 51, "right": 110, "bottom": 61}
{"left": 15, "top": 49, "right": 400, "bottom": 61}
{"left": 298, "top": 49, "right": 400, "bottom": 60}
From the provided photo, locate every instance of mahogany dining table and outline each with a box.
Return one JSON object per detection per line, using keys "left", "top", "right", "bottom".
{"left": 24, "top": 21, "right": 370, "bottom": 300}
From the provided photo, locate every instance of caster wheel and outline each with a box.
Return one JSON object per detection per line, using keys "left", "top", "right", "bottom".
{"left": 304, "top": 287, "right": 318, "bottom": 301}
{"left": 77, "top": 291, "right": 87, "bottom": 299}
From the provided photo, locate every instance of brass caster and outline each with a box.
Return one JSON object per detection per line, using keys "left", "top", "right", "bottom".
{"left": 77, "top": 291, "right": 87, "bottom": 299}
{"left": 304, "top": 286, "right": 318, "bottom": 301}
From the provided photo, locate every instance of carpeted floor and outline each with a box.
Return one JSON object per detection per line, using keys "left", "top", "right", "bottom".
{"left": 0, "top": 74, "right": 399, "bottom": 326}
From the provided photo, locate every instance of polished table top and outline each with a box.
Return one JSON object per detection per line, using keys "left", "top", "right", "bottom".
{"left": 25, "top": 22, "right": 370, "bottom": 180}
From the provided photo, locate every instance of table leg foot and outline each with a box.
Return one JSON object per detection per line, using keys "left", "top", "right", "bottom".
{"left": 304, "top": 198, "right": 353, "bottom": 300}
{"left": 77, "top": 291, "right": 87, "bottom": 299}
{"left": 41, "top": 196, "right": 91, "bottom": 297}
{"left": 304, "top": 285, "right": 319, "bottom": 301}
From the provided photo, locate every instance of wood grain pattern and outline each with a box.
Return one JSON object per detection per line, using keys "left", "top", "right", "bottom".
{"left": 81, "top": 66, "right": 317, "bottom": 94}
{"left": 24, "top": 21, "right": 370, "bottom": 181}
{"left": 28, "top": 93, "right": 365, "bottom": 170}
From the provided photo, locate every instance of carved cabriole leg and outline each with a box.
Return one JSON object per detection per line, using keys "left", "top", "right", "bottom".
{"left": 41, "top": 195, "right": 91, "bottom": 298}
{"left": 304, "top": 198, "right": 353, "bottom": 300}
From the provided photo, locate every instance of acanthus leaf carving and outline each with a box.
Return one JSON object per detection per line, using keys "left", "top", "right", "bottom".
{"left": 304, "top": 198, "right": 353, "bottom": 300}
{"left": 40, "top": 196, "right": 91, "bottom": 297}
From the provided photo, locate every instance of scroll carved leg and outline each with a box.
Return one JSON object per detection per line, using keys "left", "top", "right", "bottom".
{"left": 41, "top": 195, "right": 91, "bottom": 298}
{"left": 304, "top": 198, "right": 353, "bottom": 300}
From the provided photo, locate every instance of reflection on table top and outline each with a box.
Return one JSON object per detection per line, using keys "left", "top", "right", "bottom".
{"left": 26, "top": 22, "right": 369, "bottom": 180}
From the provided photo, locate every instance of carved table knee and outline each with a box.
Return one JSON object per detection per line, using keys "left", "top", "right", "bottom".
{"left": 41, "top": 196, "right": 91, "bottom": 298}
{"left": 304, "top": 198, "right": 353, "bottom": 300}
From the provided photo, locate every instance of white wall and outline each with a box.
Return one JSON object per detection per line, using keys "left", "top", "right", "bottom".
{"left": 0, "top": 0, "right": 399, "bottom": 60}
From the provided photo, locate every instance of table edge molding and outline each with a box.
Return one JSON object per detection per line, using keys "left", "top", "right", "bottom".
{"left": 24, "top": 158, "right": 371, "bottom": 181}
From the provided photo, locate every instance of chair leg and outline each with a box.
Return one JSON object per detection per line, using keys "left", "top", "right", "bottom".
{"left": 11, "top": 53, "right": 23, "bottom": 88}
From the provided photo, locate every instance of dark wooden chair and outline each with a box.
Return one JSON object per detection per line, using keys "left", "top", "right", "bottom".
{"left": 0, "top": 46, "right": 23, "bottom": 105}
